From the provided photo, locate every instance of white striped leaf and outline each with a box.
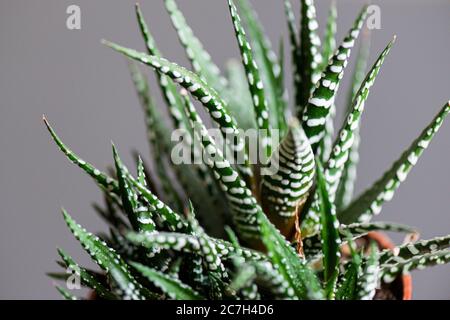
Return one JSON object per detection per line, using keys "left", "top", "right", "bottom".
{"left": 339, "top": 101, "right": 450, "bottom": 224}
{"left": 301, "top": 6, "right": 368, "bottom": 151}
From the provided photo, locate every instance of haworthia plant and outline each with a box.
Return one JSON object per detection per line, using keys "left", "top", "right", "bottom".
{"left": 46, "top": 2, "right": 449, "bottom": 300}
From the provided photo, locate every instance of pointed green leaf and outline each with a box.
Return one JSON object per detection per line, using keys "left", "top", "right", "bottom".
{"left": 228, "top": 0, "right": 272, "bottom": 156}
{"left": 316, "top": 161, "right": 341, "bottom": 298}
{"left": 324, "top": 37, "right": 395, "bottom": 201}
{"left": 236, "top": 0, "right": 285, "bottom": 130}
{"left": 135, "top": 3, "right": 186, "bottom": 129}
{"left": 320, "top": 0, "right": 337, "bottom": 71}
{"left": 303, "top": 221, "right": 417, "bottom": 259}
{"left": 136, "top": 156, "right": 147, "bottom": 187}
{"left": 62, "top": 209, "right": 156, "bottom": 300}
{"left": 339, "top": 101, "right": 450, "bottom": 224}
{"left": 344, "top": 221, "right": 417, "bottom": 238}
{"left": 276, "top": 38, "right": 288, "bottom": 135}
{"left": 129, "top": 63, "right": 184, "bottom": 211}
{"left": 335, "top": 30, "right": 371, "bottom": 211}
{"left": 283, "top": 0, "right": 301, "bottom": 113}
{"left": 182, "top": 91, "right": 261, "bottom": 240}
{"left": 43, "top": 117, "right": 118, "bottom": 195}
{"left": 224, "top": 60, "right": 256, "bottom": 130}
{"left": 379, "top": 234, "right": 450, "bottom": 265}
{"left": 127, "top": 176, "right": 188, "bottom": 232}
{"left": 381, "top": 249, "right": 450, "bottom": 284}
{"left": 112, "top": 145, "right": 156, "bottom": 233}
{"left": 296, "top": 0, "right": 323, "bottom": 114}
{"left": 164, "top": 0, "right": 227, "bottom": 94}
{"left": 301, "top": 6, "right": 368, "bottom": 151}
{"left": 229, "top": 262, "right": 257, "bottom": 296}
{"left": 316, "top": 0, "right": 337, "bottom": 163}
{"left": 131, "top": 262, "right": 204, "bottom": 300}
{"left": 336, "top": 236, "right": 361, "bottom": 300}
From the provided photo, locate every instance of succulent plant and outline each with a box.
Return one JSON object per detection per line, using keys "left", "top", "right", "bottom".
{"left": 46, "top": 0, "right": 449, "bottom": 300}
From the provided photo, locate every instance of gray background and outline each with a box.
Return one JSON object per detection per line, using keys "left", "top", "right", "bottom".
{"left": 0, "top": 0, "right": 449, "bottom": 299}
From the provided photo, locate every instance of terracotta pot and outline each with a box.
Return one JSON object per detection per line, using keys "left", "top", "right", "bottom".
{"left": 366, "top": 231, "right": 412, "bottom": 300}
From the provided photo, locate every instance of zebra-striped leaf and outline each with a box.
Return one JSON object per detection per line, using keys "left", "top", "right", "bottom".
{"left": 297, "top": 0, "right": 323, "bottom": 114}
{"left": 381, "top": 250, "right": 450, "bottom": 284}
{"left": 335, "top": 30, "right": 371, "bottom": 211}
{"left": 164, "top": 0, "right": 227, "bottom": 94}
{"left": 301, "top": 6, "right": 368, "bottom": 151}
{"left": 379, "top": 234, "right": 450, "bottom": 265}
{"left": 320, "top": 0, "right": 337, "bottom": 71}
{"left": 236, "top": 0, "right": 284, "bottom": 130}
{"left": 324, "top": 37, "right": 395, "bottom": 201}
{"left": 336, "top": 235, "right": 361, "bottom": 300}
{"left": 127, "top": 232, "right": 265, "bottom": 263}
{"left": 339, "top": 101, "right": 450, "bottom": 224}
{"left": 182, "top": 91, "right": 261, "bottom": 241}
{"left": 228, "top": 0, "right": 272, "bottom": 157}
{"left": 283, "top": 0, "right": 300, "bottom": 112}
{"left": 127, "top": 175, "right": 188, "bottom": 233}
{"left": 253, "top": 261, "right": 295, "bottom": 299}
